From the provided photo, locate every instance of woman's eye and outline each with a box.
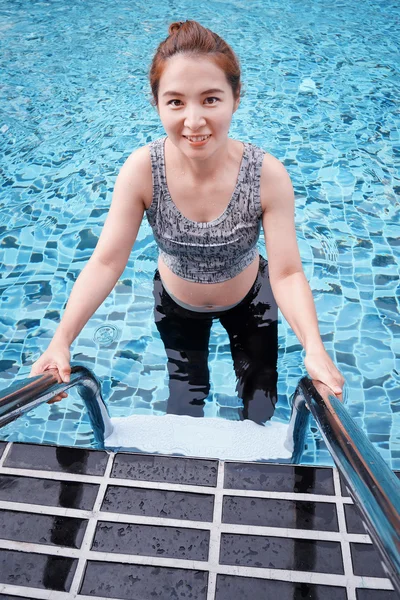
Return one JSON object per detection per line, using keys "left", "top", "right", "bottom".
{"left": 167, "top": 99, "right": 182, "bottom": 107}
{"left": 204, "top": 97, "right": 220, "bottom": 104}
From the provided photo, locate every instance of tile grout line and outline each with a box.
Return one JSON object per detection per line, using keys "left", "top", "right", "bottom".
{"left": 0, "top": 464, "right": 356, "bottom": 502}
{"left": 333, "top": 467, "right": 358, "bottom": 600}
{"left": 207, "top": 460, "right": 225, "bottom": 600}
{"left": 0, "top": 523, "right": 373, "bottom": 548}
{"left": 0, "top": 442, "right": 12, "bottom": 467}
{"left": 68, "top": 451, "right": 115, "bottom": 598}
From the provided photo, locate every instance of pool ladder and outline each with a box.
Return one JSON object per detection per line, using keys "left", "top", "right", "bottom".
{"left": 0, "top": 365, "right": 399, "bottom": 594}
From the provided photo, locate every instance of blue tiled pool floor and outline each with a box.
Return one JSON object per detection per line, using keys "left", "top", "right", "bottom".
{"left": 0, "top": 442, "right": 398, "bottom": 599}
{"left": 0, "top": 0, "right": 399, "bottom": 466}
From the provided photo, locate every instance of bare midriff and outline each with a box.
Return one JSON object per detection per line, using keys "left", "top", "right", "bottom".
{"left": 158, "top": 252, "right": 260, "bottom": 309}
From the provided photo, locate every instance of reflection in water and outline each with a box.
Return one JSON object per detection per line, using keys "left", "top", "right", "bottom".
{"left": 294, "top": 466, "right": 317, "bottom": 599}
{"left": 154, "top": 257, "right": 278, "bottom": 424}
{"left": 43, "top": 447, "right": 87, "bottom": 589}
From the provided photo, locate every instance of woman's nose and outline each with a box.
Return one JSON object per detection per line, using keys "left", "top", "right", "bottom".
{"left": 184, "top": 108, "right": 206, "bottom": 130}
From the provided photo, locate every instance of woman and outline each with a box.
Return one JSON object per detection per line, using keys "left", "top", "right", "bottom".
{"left": 30, "top": 21, "right": 344, "bottom": 422}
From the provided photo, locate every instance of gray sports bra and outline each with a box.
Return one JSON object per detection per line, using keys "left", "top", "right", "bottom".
{"left": 146, "top": 137, "right": 265, "bottom": 284}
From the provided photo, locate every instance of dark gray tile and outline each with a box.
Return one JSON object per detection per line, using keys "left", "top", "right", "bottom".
{"left": 0, "top": 509, "right": 87, "bottom": 548}
{"left": 344, "top": 504, "right": 368, "bottom": 534}
{"left": 351, "top": 543, "right": 388, "bottom": 578}
{"left": 356, "top": 589, "right": 400, "bottom": 600}
{"left": 220, "top": 534, "right": 344, "bottom": 574}
{"left": 80, "top": 560, "right": 208, "bottom": 599}
{"left": 111, "top": 453, "right": 218, "bottom": 487}
{"left": 339, "top": 474, "right": 351, "bottom": 498}
{"left": 222, "top": 496, "right": 339, "bottom": 531}
{"left": 92, "top": 521, "right": 209, "bottom": 560}
{"left": 224, "top": 463, "right": 335, "bottom": 495}
{"left": 0, "top": 596, "right": 37, "bottom": 600}
{"left": 4, "top": 443, "right": 108, "bottom": 476}
{"left": 0, "top": 549, "right": 77, "bottom": 591}
{"left": 101, "top": 485, "right": 214, "bottom": 521}
{"left": 216, "top": 574, "right": 348, "bottom": 599}
{"left": 0, "top": 474, "right": 99, "bottom": 510}
{"left": 0, "top": 442, "right": 7, "bottom": 459}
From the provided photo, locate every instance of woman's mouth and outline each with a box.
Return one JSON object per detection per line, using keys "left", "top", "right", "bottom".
{"left": 183, "top": 134, "right": 211, "bottom": 146}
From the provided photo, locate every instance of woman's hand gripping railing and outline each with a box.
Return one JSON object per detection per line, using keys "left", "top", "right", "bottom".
{"left": 297, "top": 376, "right": 400, "bottom": 595}
{"left": 0, "top": 365, "right": 113, "bottom": 448}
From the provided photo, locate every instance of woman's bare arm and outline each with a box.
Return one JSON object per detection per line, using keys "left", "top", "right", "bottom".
{"left": 30, "top": 145, "right": 152, "bottom": 380}
{"left": 260, "top": 154, "right": 344, "bottom": 394}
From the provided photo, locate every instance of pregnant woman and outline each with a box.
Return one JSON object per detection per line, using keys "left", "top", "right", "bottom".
{"left": 30, "top": 20, "right": 344, "bottom": 422}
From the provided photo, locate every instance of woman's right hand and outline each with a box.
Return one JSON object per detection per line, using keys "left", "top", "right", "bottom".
{"left": 29, "top": 344, "right": 71, "bottom": 404}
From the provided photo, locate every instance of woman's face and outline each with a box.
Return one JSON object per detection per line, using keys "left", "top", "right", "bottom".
{"left": 157, "top": 54, "right": 239, "bottom": 159}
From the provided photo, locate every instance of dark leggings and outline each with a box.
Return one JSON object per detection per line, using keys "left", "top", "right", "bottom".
{"left": 153, "top": 256, "right": 278, "bottom": 424}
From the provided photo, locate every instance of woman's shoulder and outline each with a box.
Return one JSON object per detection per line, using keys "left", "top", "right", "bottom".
{"left": 119, "top": 144, "right": 154, "bottom": 207}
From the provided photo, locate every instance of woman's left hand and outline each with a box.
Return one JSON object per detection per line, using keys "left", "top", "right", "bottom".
{"left": 304, "top": 349, "right": 345, "bottom": 399}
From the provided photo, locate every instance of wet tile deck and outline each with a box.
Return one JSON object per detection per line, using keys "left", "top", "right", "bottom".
{"left": 0, "top": 441, "right": 398, "bottom": 600}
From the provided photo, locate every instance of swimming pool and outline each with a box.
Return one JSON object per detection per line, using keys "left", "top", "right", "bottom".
{"left": 0, "top": 0, "right": 398, "bottom": 467}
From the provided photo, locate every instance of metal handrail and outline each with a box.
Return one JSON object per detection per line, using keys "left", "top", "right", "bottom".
{"left": 1, "top": 366, "right": 399, "bottom": 592}
{"left": 0, "top": 365, "right": 113, "bottom": 446}
{"left": 297, "top": 376, "right": 400, "bottom": 594}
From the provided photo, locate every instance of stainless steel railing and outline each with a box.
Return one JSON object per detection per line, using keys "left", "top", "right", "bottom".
{"left": 0, "top": 366, "right": 398, "bottom": 592}
{"left": 297, "top": 376, "right": 400, "bottom": 595}
{"left": 0, "top": 365, "right": 113, "bottom": 446}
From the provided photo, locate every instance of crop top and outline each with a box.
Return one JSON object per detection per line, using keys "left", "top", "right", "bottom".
{"left": 146, "top": 136, "right": 265, "bottom": 283}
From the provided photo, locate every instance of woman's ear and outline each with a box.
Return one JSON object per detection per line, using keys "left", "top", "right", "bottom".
{"left": 233, "top": 96, "right": 240, "bottom": 113}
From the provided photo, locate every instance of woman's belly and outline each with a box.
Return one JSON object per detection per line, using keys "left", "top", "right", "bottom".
{"left": 158, "top": 252, "right": 260, "bottom": 309}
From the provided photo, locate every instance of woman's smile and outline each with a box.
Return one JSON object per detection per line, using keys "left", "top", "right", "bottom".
{"left": 183, "top": 134, "right": 212, "bottom": 146}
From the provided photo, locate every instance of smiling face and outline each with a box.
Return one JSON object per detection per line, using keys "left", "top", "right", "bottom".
{"left": 157, "top": 54, "right": 240, "bottom": 158}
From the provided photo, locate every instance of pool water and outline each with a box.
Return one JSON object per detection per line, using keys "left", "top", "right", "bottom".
{"left": 0, "top": 0, "right": 399, "bottom": 467}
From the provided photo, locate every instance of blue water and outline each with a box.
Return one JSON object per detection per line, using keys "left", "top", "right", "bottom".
{"left": 0, "top": 0, "right": 399, "bottom": 467}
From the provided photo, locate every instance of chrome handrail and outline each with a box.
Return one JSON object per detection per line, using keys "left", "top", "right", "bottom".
{"left": 0, "top": 365, "right": 113, "bottom": 446}
{"left": 298, "top": 376, "right": 400, "bottom": 594}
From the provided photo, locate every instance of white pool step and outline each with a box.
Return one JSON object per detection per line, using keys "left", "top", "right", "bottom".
{"left": 105, "top": 414, "right": 293, "bottom": 461}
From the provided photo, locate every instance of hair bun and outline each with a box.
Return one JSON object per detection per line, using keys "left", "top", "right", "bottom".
{"left": 168, "top": 21, "right": 185, "bottom": 36}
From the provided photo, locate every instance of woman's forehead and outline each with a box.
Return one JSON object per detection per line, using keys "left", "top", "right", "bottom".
{"left": 159, "top": 54, "right": 229, "bottom": 90}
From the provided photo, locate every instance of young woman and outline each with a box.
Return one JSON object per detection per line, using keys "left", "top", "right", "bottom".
{"left": 30, "top": 20, "right": 344, "bottom": 422}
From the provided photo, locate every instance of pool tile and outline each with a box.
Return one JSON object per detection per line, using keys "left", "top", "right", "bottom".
{"left": 344, "top": 503, "right": 368, "bottom": 534}
{"left": 101, "top": 484, "right": 214, "bottom": 521}
{"left": 224, "top": 463, "right": 335, "bottom": 494}
{"left": 4, "top": 443, "right": 107, "bottom": 475}
{"left": 111, "top": 453, "right": 218, "bottom": 486}
{"left": 0, "top": 509, "right": 87, "bottom": 548}
{"left": 215, "top": 575, "right": 348, "bottom": 599}
{"left": 92, "top": 520, "right": 209, "bottom": 560}
{"left": 0, "top": 549, "right": 77, "bottom": 591}
{"left": 356, "top": 589, "right": 400, "bottom": 599}
{"left": 0, "top": 442, "right": 6, "bottom": 459}
{"left": 4, "top": 443, "right": 108, "bottom": 475}
{"left": 0, "top": 474, "right": 99, "bottom": 509}
{"left": 220, "top": 534, "right": 344, "bottom": 573}
{"left": 80, "top": 560, "right": 208, "bottom": 599}
{"left": 350, "top": 542, "right": 388, "bottom": 578}
{"left": 0, "top": 596, "right": 37, "bottom": 600}
{"left": 222, "top": 496, "right": 339, "bottom": 530}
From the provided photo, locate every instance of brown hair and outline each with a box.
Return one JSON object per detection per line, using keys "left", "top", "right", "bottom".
{"left": 149, "top": 20, "right": 242, "bottom": 106}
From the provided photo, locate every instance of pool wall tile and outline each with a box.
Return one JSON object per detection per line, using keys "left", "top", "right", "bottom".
{"left": 111, "top": 452, "right": 219, "bottom": 486}
{"left": 222, "top": 496, "right": 339, "bottom": 531}
{"left": 0, "top": 443, "right": 398, "bottom": 600}
{"left": 219, "top": 533, "right": 344, "bottom": 573}
{"left": 0, "top": 549, "right": 77, "bottom": 591}
{"left": 80, "top": 560, "right": 209, "bottom": 600}
{"left": 4, "top": 443, "right": 108, "bottom": 475}
{"left": 101, "top": 484, "right": 215, "bottom": 521}
{"left": 215, "top": 575, "right": 348, "bottom": 600}
{"left": 92, "top": 520, "right": 210, "bottom": 560}
{"left": 0, "top": 474, "right": 99, "bottom": 509}
{"left": 0, "top": 509, "right": 87, "bottom": 548}
{"left": 224, "top": 463, "right": 335, "bottom": 494}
